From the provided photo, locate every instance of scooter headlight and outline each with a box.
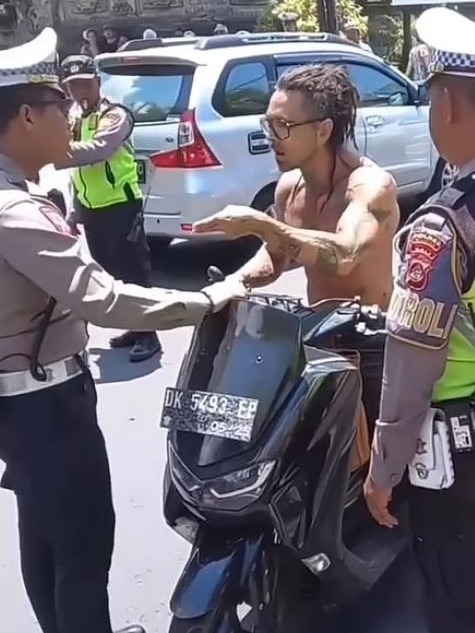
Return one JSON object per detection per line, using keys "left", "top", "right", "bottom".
{"left": 203, "top": 461, "right": 276, "bottom": 510}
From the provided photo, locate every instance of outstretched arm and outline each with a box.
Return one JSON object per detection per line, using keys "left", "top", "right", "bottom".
{"left": 257, "top": 167, "right": 398, "bottom": 274}
{"left": 194, "top": 167, "right": 398, "bottom": 276}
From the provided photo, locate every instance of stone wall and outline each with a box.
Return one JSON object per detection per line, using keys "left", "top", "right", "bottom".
{"left": 1, "top": 0, "right": 266, "bottom": 52}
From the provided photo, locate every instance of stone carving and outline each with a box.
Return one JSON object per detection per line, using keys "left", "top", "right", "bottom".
{"left": 68, "top": 0, "right": 108, "bottom": 15}
{"left": 184, "top": 0, "right": 231, "bottom": 17}
{"left": 140, "top": 0, "right": 184, "bottom": 12}
{"left": 14, "top": 0, "right": 53, "bottom": 39}
{"left": 110, "top": 0, "right": 137, "bottom": 15}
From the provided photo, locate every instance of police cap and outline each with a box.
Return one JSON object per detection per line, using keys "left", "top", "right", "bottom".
{"left": 61, "top": 55, "right": 97, "bottom": 84}
{"left": 0, "top": 27, "right": 60, "bottom": 89}
{"left": 417, "top": 8, "right": 475, "bottom": 79}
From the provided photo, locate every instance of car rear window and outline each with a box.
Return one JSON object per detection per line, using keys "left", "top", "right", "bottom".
{"left": 99, "top": 63, "right": 195, "bottom": 123}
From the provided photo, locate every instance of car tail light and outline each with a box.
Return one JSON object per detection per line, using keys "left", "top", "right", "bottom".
{"left": 150, "top": 109, "right": 220, "bottom": 169}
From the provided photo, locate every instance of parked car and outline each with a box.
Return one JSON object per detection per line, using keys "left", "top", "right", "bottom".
{"left": 97, "top": 32, "right": 454, "bottom": 246}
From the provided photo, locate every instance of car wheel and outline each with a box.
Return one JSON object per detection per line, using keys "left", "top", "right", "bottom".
{"left": 235, "top": 184, "right": 277, "bottom": 257}
{"left": 429, "top": 159, "right": 459, "bottom": 195}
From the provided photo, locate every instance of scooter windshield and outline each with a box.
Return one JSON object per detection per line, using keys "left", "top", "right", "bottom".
{"left": 174, "top": 299, "right": 303, "bottom": 466}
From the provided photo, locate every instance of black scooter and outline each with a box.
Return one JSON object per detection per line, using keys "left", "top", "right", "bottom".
{"left": 161, "top": 268, "right": 408, "bottom": 633}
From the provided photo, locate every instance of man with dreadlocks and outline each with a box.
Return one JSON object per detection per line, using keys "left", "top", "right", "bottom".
{"left": 193, "top": 64, "right": 399, "bottom": 433}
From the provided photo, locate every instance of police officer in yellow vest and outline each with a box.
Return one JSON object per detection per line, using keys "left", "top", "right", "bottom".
{"left": 57, "top": 54, "right": 160, "bottom": 362}
{"left": 0, "top": 28, "right": 245, "bottom": 633}
{"left": 363, "top": 8, "right": 475, "bottom": 633}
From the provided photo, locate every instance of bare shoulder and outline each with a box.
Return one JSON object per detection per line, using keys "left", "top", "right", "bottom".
{"left": 347, "top": 164, "right": 396, "bottom": 196}
{"left": 274, "top": 169, "right": 301, "bottom": 219}
{"left": 346, "top": 164, "right": 399, "bottom": 222}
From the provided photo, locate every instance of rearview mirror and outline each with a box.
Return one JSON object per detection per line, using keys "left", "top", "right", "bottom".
{"left": 415, "top": 82, "right": 430, "bottom": 105}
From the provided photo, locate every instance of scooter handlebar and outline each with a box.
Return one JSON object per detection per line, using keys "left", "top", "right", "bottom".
{"left": 205, "top": 266, "right": 386, "bottom": 329}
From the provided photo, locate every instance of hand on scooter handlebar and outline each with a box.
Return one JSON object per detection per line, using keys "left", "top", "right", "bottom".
{"left": 201, "top": 277, "right": 248, "bottom": 312}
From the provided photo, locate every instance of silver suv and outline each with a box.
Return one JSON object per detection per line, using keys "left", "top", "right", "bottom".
{"left": 97, "top": 32, "right": 448, "bottom": 245}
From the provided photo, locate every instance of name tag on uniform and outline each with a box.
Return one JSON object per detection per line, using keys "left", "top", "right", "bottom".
{"left": 88, "top": 113, "right": 99, "bottom": 131}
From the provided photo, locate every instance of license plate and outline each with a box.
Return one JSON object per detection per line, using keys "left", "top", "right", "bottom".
{"left": 160, "top": 387, "right": 259, "bottom": 442}
{"left": 136, "top": 159, "right": 146, "bottom": 184}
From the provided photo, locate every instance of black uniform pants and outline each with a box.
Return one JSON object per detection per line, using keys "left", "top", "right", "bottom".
{"left": 80, "top": 198, "right": 153, "bottom": 289}
{"left": 335, "top": 331, "right": 385, "bottom": 432}
{"left": 409, "top": 455, "right": 475, "bottom": 633}
{"left": 0, "top": 372, "right": 115, "bottom": 633}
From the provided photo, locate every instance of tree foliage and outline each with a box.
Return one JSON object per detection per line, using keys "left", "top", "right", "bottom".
{"left": 257, "top": 0, "right": 368, "bottom": 34}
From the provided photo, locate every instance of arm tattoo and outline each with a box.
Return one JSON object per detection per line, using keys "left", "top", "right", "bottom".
{"left": 278, "top": 234, "right": 340, "bottom": 273}
{"left": 315, "top": 239, "right": 340, "bottom": 274}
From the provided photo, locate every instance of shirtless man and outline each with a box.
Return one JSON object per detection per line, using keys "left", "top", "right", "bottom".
{"left": 194, "top": 64, "right": 400, "bottom": 427}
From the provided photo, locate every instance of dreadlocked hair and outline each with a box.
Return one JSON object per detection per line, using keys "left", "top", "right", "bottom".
{"left": 277, "top": 64, "right": 359, "bottom": 148}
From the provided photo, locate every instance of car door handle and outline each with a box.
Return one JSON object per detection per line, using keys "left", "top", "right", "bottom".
{"left": 364, "top": 115, "right": 385, "bottom": 128}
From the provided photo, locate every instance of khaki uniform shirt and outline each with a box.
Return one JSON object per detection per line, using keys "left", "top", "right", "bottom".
{"left": 0, "top": 154, "right": 210, "bottom": 372}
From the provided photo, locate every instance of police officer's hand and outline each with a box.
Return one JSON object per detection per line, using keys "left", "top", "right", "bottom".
{"left": 363, "top": 476, "right": 399, "bottom": 529}
{"left": 201, "top": 278, "right": 247, "bottom": 312}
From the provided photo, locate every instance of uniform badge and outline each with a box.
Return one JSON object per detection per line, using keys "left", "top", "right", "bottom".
{"left": 70, "top": 63, "right": 80, "bottom": 73}
{"left": 88, "top": 113, "right": 99, "bottom": 130}
{"left": 429, "top": 61, "right": 445, "bottom": 74}
{"left": 405, "top": 229, "right": 445, "bottom": 292}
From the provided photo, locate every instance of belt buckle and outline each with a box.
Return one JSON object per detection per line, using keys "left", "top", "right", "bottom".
{"left": 43, "top": 366, "right": 54, "bottom": 383}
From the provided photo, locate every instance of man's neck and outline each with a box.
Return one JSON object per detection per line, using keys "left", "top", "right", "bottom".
{"left": 300, "top": 149, "right": 338, "bottom": 193}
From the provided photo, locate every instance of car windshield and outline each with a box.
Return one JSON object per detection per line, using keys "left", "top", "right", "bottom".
{"left": 100, "top": 63, "right": 195, "bottom": 123}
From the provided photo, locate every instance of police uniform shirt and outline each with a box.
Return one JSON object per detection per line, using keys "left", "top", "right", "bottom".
{"left": 0, "top": 29, "right": 212, "bottom": 372}
{"left": 56, "top": 55, "right": 134, "bottom": 170}
{"left": 369, "top": 7, "right": 475, "bottom": 489}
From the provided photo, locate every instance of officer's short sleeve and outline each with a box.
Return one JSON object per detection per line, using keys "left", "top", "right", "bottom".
{"left": 388, "top": 209, "right": 465, "bottom": 349}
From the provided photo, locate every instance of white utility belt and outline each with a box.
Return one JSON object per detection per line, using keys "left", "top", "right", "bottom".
{"left": 409, "top": 407, "right": 458, "bottom": 490}
{"left": 0, "top": 351, "right": 88, "bottom": 397}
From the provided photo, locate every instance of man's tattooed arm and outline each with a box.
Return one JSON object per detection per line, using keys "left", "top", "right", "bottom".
{"left": 257, "top": 167, "right": 399, "bottom": 275}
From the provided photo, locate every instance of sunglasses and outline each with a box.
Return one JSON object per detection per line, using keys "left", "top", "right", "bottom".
{"left": 260, "top": 116, "right": 327, "bottom": 141}
{"left": 26, "top": 98, "right": 73, "bottom": 118}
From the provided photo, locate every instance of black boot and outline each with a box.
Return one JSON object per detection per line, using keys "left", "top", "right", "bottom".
{"left": 129, "top": 332, "right": 161, "bottom": 363}
{"left": 109, "top": 330, "right": 137, "bottom": 349}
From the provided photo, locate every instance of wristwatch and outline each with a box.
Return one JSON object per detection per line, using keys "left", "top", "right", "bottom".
{"left": 200, "top": 289, "right": 215, "bottom": 314}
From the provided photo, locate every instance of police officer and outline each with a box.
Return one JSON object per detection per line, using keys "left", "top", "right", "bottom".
{"left": 57, "top": 54, "right": 161, "bottom": 363}
{"left": 363, "top": 8, "right": 475, "bottom": 633}
{"left": 0, "top": 28, "right": 244, "bottom": 633}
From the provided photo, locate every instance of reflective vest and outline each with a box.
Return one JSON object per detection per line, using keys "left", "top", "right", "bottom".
{"left": 433, "top": 278, "right": 475, "bottom": 402}
{"left": 405, "top": 176, "right": 475, "bottom": 402}
{"left": 72, "top": 107, "right": 141, "bottom": 209}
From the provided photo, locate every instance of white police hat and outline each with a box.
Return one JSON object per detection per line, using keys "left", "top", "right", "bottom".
{"left": 417, "top": 7, "right": 475, "bottom": 79}
{"left": 0, "top": 27, "right": 59, "bottom": 89}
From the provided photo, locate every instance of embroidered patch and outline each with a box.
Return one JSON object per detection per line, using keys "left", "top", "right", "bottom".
{"left": 405, "top": 230, "right": 445, "bottom": 292}
{"left": 39, "top": 205, "right": 71, "bottom": 234}
{"left": 388, "top": 215, "right": 460, "bottom": 349}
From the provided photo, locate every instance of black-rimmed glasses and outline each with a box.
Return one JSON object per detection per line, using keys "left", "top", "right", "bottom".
{"left": 260, "top": 116, "right": 326, "bottom": 141}
{"left": 27, "top": 98, "right": 73, "bottom": 118}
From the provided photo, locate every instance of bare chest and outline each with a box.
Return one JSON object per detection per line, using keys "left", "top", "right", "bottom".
{"left": 284, "top": 186, "right": 347, "bottom": 233}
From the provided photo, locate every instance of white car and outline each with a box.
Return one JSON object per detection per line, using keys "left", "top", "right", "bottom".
{"left": 97, "top": 33, "right": 455, "bottom": 246}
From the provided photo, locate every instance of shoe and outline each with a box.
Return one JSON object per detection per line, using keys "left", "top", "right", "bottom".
{"left": 109, "top": 330, "right": 137, "bottom": 349}
{"left": 115, "top": 626, "right": 146, "bottom": 633}
{"left": 129, "top": 332, "right": 161, "bottom": 363}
